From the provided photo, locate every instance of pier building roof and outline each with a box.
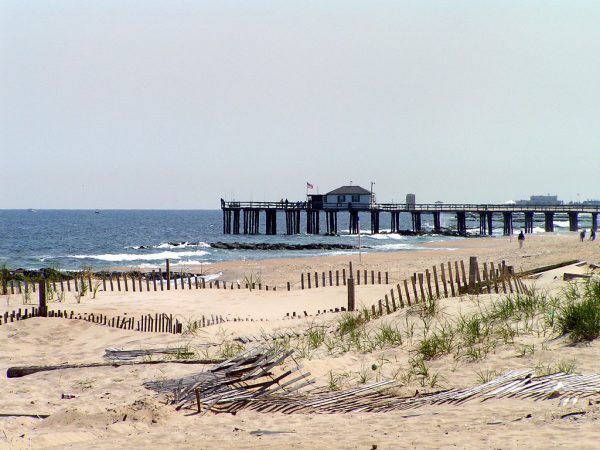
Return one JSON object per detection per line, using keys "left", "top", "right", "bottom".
{"left": 326, "top": 185, "right": 371, "bottom": 196}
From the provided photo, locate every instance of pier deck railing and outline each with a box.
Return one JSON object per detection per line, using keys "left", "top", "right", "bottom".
{"left": 223, "top": 201, "right": 600, "bottom": 214}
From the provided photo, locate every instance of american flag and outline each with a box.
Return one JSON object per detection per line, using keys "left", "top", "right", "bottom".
{"left": 306, "top": 182, "right": 314, "bottom": 189}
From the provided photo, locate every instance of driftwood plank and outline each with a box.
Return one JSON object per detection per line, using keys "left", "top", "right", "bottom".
{"left": 7, "top": 358, "right": 225, "bottom": 378}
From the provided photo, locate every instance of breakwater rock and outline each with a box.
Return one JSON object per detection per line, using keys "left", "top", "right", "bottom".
{"left": 210, "top": 242, "right": 362, "bottom": 251}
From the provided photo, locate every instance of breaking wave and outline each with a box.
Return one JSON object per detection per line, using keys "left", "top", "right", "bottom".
{"left": 69, "top": 250, "right": 210, "bottom": 262}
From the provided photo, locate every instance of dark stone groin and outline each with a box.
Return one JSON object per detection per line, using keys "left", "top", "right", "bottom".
{"left": 385, "top": 229, "right": 474, "bottom": 237}
{"left": 2, "top": 268, "right": 198, "bottom": 282}
{"left": 2, "top": 267, "right": 73, "bottom": 282}
{"left": 210, "top": 242, "right": 362, "bottom": 251}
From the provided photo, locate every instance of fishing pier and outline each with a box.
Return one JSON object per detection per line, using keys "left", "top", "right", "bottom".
{"left": 221, "top": 200, "right": 600, "bottom": 236}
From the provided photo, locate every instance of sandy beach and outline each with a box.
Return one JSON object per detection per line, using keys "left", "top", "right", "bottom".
{"left": 1, "top": 232, "right": 600, "bottom": 449}
{"left": 185, "top": 232, "right": 600, "bottom": 287}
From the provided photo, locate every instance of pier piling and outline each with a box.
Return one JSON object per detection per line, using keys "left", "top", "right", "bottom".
{"left": 456, "top": 212, "right": 467, "bottom": 236}
{"left": 568, "top": 212, "right": 579, "bottom": 231}
{"left": 411, "top": 212, "right": 422, "bottom": 232}
{"left": 502, "top": 212, "right": 513, "bottom": 236}
{"left": 524, "top": 212, "right": 534, "bottom": 234}
{"left": 545, "top": 212, "right": 554, "bottom": 232}
{"left": 433, "top": 212, "right": 441, "bottom": 233}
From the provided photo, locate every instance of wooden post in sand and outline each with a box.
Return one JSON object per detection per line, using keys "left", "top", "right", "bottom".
{"left": 166, "top": 259, "right": 171, "bottom": 290}
{"left": 468, "top": 256, "right": 478, "bottom": 293}
{"left": 347, "top": 277, "right": 355, "bottom": 312}
{"left": 38, "top": 278, "right": 47, "bottom": 317}
{"left": 347, "top": 261, "right": 355, "bottom": 311}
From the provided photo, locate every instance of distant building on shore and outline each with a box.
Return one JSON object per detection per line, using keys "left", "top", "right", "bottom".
{"left": 581, "top": 199, "right": 600, "bottom": 206}
{"left": 516, "top": 194, "right": 563, "bottom": 206}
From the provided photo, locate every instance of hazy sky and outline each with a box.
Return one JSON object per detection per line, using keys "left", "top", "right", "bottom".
{"left": 1, "top": 1, "right": 599, "bottom": 209}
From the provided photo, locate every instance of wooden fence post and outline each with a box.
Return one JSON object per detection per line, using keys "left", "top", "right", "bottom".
{"left": 460, "top": 260, "right": 467, "bottom": 287}
{"left": 411, "top": 275, "right": 419, "bottom": 303}
{"left": 468, "top": 256, "right": 478, "bottom": 293}
{"left": 404, "top": 279, "right": 411, "bottom": 306}
{"left": 166, "top": 259, "right": 171, "bottom": 290}
{"left": 38, "top": 278, "right": 47, "bottom": 317}
{"left": 425, "top": 269, "right": 433, "bottom": 299}
{"left": 418, "top": 273, "right": 426, "bottom": 302}
{"left": 432, "top": 266, "right": 440, "bottom": 298}
{"left": 390, "top": 289, "right": 397, "bottom": 311}
{"left": 448, "top": 262, "right": 456, "bottom": 297}
{"left": 396, "top": 283, "right": 404, "bottom": 308}
{"left": 347, "top": 277, "right": 355, "bottom": 312}
{"left": 440, "top": 264, "right": 448, "bottom": 298}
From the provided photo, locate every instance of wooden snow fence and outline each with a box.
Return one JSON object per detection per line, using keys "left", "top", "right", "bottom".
{"left": 0, "top": 307, "right": 39, "bottom": 325}
{"left": 284, "top": 259, "right": 532, "bottom": 319}
{"left": 0, "top": 307, "right": 266, "bottom": 335}
{"left": 364, "top": 259, "right": 531, "bottom": 319}
{"left": 300, "top": 269, "right": 389, "bottom": 289}
{"left": 0, "top": 271, "right": 283, "bottom": 298}
{"left": 146, "top": 358, "right": 600, "bottom": 416}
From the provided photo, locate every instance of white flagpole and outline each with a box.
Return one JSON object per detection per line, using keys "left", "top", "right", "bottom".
{"left": 358, "top": 215, "right": 362, "bottom": 262}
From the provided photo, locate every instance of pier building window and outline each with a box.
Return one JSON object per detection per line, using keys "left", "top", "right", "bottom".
{"left": 337, "top": 195, "right": 346, "bottom": 202}
{"left": 352, "top": 195, "right": 360, "bottom": 202}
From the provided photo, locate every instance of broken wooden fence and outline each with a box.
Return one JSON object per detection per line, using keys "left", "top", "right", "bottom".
{"left": 144, "top": 346, "right": 315, "bottom": 416}
{"left": 146, "top": 348, "right": 600, "bottom": 415}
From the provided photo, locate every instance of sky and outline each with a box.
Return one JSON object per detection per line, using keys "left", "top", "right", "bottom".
{"left": 1, "top": 0, "right": 599, "bottom": 209}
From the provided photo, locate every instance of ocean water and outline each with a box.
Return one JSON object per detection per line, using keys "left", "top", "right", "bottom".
{"left": 0, "top": 209, "right": 592, "bottom": 271}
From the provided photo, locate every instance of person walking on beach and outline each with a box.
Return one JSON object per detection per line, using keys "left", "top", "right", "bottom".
{"left": 580, "top": 229, "right": 586, "bottom": 241}
{"left": 517, "top": 230, "right": 525, "bottom": 249}
{"left": 590, "top": 229, "right": 596, "bottom": 241}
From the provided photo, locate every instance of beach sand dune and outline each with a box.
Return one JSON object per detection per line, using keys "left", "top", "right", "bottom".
{"left": 1, "top": 233, "right": 600, "bottom": 449}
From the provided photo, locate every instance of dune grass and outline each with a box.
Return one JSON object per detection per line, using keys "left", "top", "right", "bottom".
{"left": 557, "top": 277, "right": 600, "bottom": 342}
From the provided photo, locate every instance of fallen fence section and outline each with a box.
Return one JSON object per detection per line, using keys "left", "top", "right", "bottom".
{"left": 145, "top": 349, "right": 600, "bottom": 415}
{"left": 143, "top": 346, "right": 316, "bottom": 416}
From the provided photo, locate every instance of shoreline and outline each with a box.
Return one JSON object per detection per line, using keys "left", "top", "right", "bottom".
{"left": 5, "top": 233, "right": 598, "bottom": 289}
{"left": 115, "top": 232, "right": 600, "bottom": 286}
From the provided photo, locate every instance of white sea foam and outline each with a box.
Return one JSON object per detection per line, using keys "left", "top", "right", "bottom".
{"left": 155, "top": 241, "right": 211, "bottom": 249}
{"left": 170, "top": 259, "right": 213, "bottom": 267}
{"left": 70, "top": 250, "right": 209, "bottom": 262}
{"left": 374, "top": 243, "right": 413, "bottom": 251}
{"left": 128, "top": 242, "right": 210, "bottom": 250}
{"left": 132, "top": 260, "right": 213, "bottom": 269}
{"left": 365, "top": 233, "right": 406, "bottom": 241}
{"left": 316, "top": 250, "right": 359, "bottom": 257}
